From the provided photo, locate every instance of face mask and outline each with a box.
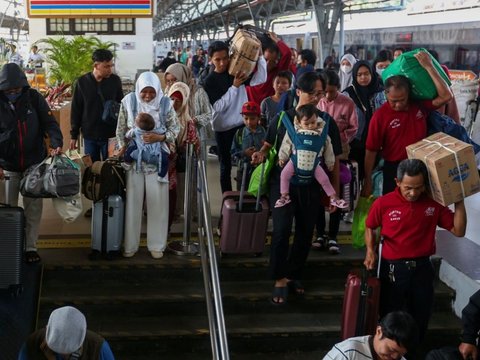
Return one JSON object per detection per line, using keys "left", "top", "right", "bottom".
{"left": 376, "top": 67, "right": 385, "bottom": 77}
{"left": 340, "top": 65, "right": 352, "bottom": 74}
{"left": 5, "top": 92, "right": 21, "bottom": 103}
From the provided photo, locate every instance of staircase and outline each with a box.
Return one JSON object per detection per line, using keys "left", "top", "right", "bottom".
{"left": 36, "top": 243, "right": 461, "bottom": 360}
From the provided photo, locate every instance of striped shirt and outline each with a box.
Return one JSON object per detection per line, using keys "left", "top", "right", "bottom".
{"left": 324, "top": 335, "right": 406, "bottom": 360}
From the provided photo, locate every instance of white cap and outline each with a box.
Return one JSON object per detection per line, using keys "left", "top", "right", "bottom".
{"left": 45, "top": 306, "right": 87, "bottom": 354}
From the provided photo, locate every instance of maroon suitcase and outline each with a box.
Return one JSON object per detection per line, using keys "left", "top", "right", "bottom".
{"left": 340, "top": 269, "right": 381, "bottom": 339}
{"left": 219, "top": 162, "right": 269, "bottom": 255}
{"left": 341, "top": 241, "right": 382, "bottom": 339}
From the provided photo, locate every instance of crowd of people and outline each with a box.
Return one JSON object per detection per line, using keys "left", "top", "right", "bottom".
{"left": 0, "top": 32, "right": 478, "bottom": 358}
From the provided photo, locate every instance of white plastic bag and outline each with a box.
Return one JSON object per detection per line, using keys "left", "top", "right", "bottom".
{"left": 52, "top": 193, "right": 83, "bottom": 223}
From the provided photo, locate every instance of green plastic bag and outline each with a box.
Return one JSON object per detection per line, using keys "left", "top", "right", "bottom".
{"left": 247, "top": 147, "right": 276, "bottom": 196}
{"left": 352, "top": 196, "right": 376, "bottom": 249}
{"left": 247, "top": 111, "right": 285, "bottom": 196}
{"left": 382, "top": 48, "right": 451, "bottom": 100}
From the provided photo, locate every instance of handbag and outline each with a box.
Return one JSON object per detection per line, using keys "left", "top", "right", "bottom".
{"left": 20, "top": 155, "right": 80, "bottom": 198}
{"left": 427, "top": 110, "right": 480, "bottom": 154}
{"left": 97, "top": 86, "right": 120, "bottom": 126}
{"left": 247, "top": 111, "right": 285, "bottom": 196}
{"left": 351, "top": 196, "right": 376, "bottom": 249}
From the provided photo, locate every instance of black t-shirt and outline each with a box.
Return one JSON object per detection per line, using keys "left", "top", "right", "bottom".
{"left": 265, "top": 107, "right": 342, "bottom": 156}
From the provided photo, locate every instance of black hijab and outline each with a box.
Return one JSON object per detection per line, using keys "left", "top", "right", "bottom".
{"left": 344, "top": 60, "right": 382, "bottom": 121}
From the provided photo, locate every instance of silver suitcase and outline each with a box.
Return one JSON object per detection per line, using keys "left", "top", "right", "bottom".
{"left": 91, "top": 195, "right": 124, "bottom": 256}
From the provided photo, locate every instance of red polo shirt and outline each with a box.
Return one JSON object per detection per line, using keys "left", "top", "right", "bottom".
{"left": 366, "top": 188, "right": 455, "bottom": 260}
{"left": 366, "top": 101, "right": 434, "bottom": 162}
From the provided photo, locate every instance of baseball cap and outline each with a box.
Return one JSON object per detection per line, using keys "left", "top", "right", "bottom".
{"left": 240, "top": 101, "right": 260, "bottom": 116}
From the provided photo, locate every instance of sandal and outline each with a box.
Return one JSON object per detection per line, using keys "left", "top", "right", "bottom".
{"left": 274, "top": 195, "right": 291, "bottom": 208}
{"left": 270, "top": 286, "right": 288, "bottom": 305}
{"left": 287, "top": 280, "right": 305, "bottom": 295}
{"left": 25, "top": 251, "right": 41, "bottom": 264}
{"left": 330, "top": 198, "right": 349, "bottom": 209}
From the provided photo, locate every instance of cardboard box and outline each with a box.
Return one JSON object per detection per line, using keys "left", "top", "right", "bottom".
{"left": 228, "top": 29, "right": 261, "bottom": 77}
{"left": 407, "top": 132, "right": 480, "bottom": 206}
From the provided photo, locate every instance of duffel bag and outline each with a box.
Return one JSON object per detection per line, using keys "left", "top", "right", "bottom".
{"left": 82, "top": 158, "right": 125, "bottom": 202}
{"left": 382, "top": 48, "right": 451, "bottom": 100}
{"left": 21, "top": 155, "right": 80, "bottom": 198}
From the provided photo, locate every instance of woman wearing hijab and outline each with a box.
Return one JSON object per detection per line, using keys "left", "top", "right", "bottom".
{"left": 338, "top": 53, "right": 357, "bottom": 92}
{"left": 164, "top": 63, "right": 212, "bottom": 145}
{"left": 167, "top": 82, "right": 199, "bottom": 229}
{"left": 116, "top": 72, "right": 180, "bottom": 259}
{"left": 342, "top": 61, "right": 386, "bottom": 180}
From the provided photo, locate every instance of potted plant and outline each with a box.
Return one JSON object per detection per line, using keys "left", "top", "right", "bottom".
{"left": 36, "top": 35, "right": 116, "bottom": 107}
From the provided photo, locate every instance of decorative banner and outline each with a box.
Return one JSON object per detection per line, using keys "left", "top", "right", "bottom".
{"left": 27, "top": 0, "right": 153, "bottom": 18}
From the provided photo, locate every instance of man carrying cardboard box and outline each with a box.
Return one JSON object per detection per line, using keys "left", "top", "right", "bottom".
{"left": 364, "top": 158, "right": 467, "bottom": 341}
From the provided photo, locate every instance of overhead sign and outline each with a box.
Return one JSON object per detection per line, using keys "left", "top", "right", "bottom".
{"left": 27, "top": 0, "right": 153, "bottom": 18}
{"left": 449, "top": 70, "right": 478, "bottom": 81}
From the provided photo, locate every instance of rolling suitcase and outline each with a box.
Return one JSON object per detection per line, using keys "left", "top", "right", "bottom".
{"left": 340, "top": 159, "right": 359, "bottom": 212}
{"left": 0, "top": 203, "right": 25, "bottom": 295}
{"left": 340, "top": 241, "right": 383, "bottom": 339}
{"left": 91, "top": 195, "right": 124, "bottom": 258}
{"left": 219, "top": 162, "right": 269, "bottom": 255}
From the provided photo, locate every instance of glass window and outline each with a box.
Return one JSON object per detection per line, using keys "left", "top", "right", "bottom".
{"left": 47, "top": 18, "right": 135, "bottom": 35}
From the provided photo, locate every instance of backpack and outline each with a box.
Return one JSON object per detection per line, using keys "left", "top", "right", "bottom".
{"left": 81, "top": 159, "right": 126, "bottom": 202}
{"left": 282, "top": 112, "right": 330, "bottom": 186}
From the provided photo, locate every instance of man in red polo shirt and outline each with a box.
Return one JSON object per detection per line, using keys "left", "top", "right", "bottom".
{"left": 364, "top": 159, "right": 467, "bottom": 340}
{"left": 363, "top": 50, "right": 453, "bottom": 196}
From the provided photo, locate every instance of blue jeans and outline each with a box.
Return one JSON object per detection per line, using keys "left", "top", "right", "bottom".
{"left": 215, "top": 126, "right": 242, "bottom": 193}
{"left": 84, "top": 138, "right": 108, "bottom": 163}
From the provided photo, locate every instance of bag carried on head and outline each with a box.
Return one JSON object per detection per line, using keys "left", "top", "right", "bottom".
{"left": 82, "top": 158, "right": 126, "bottom": 202}
{"left": 20, "top": 155, "right": 80, "bottom": 198}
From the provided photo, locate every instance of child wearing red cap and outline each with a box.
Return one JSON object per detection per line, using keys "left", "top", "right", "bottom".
{"left": 231, "top": 101, "right": 266, "bottom": 190}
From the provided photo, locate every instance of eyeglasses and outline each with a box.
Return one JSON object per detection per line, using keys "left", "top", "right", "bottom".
{"left": 305, "top": 90, "right": 326, "bottom": 98}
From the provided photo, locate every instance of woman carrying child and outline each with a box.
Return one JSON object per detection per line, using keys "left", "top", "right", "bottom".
{"left": 116, "top": 71, "right": 179, "bottom": 259}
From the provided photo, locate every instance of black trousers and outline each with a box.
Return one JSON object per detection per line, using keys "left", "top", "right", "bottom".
{"left": 316, "top": 207, "right": 341, "bottom": 240}
{"left": 215, "top": 126, "right": 242, "bottom": 193}
{"left": 379, "top": 257, "right": 435, "bottom": 341}
{"left": 268, "top": 166, "right": 320, "bottom": 280}
{"left": 382, "top": 160, "right": 401, "bottom": 195}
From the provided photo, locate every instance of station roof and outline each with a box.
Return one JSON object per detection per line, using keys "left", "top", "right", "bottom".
{"left": 153, "top": 0, "right": 406, "bottom": 41}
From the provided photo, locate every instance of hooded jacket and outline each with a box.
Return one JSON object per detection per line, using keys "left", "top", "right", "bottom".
{"left": 0, "top": 63, "right": 63, "bottom": 172}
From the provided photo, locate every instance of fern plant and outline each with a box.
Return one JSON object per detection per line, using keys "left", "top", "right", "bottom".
{"left": 37, "top": 35, "right": 117, "bottom": 87}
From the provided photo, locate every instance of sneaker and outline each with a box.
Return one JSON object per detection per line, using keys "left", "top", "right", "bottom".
{"left": 274, "top": 195, "right": 291, "bottom": 208}
{"left": 328, "top": 239, "right": 340, "bottom": 255}
{"left": 122, "top": 251, "right": 136, "bottom": 258}
{"left": 84, "top": 208, "right": 92, "bottom": 218}
{"left": 343, "top": 211, "right": 354, "bottom": 223}
{"left": 312, "top": 236, "right": 327, "bottom": 250}
{"left": 150, "top": 251, "right": 164, "bottom": 259}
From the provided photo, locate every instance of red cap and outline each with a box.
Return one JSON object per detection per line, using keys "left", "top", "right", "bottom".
{"left": 240, "top": 101, "right": 260, "bottom": 116}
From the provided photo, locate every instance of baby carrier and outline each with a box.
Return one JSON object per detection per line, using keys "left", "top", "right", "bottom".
{"left": 282, "top": 112, "right": 329, "bottom": 185}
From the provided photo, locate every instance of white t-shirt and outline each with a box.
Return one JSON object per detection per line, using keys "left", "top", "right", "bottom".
{"left": 323, "top": 335, "right": 407, "bottom": 360}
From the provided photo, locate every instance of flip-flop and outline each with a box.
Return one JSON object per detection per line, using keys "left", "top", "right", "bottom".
{"left": 25, "top": 251, "right": 41, "bottom": 264}
{"left": 270, "top": 286, "right": 288, "bottom": 305}
{"left": 287, "top": 280, "right": 305, "bottom": 295}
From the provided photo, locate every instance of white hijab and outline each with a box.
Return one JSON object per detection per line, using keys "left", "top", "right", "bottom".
{"left": 338, "top": 53, "right": 357, "bottom": 92}
{"left": 123, "top": 71, "right": 164, "bottom": 128}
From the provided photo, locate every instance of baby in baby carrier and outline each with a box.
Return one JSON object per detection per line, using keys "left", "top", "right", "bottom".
{"left": 124, "top": 112, "right": 169, "bottom": 182}
{"left": 275, "top": 104, "right": 348, "bottom": 209}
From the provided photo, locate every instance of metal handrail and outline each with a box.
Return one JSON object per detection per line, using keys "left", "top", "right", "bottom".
{"left": 197, "top": 154, "right": 230, "bottom": 360}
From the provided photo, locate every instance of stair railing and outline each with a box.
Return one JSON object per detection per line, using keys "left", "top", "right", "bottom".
{"left": 197, "top": 154, "right": 230, "bottom": 360}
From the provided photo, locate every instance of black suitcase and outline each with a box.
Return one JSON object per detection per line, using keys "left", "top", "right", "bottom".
{"left": 0, "top": 203, "right": 25, "bottom": 295}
